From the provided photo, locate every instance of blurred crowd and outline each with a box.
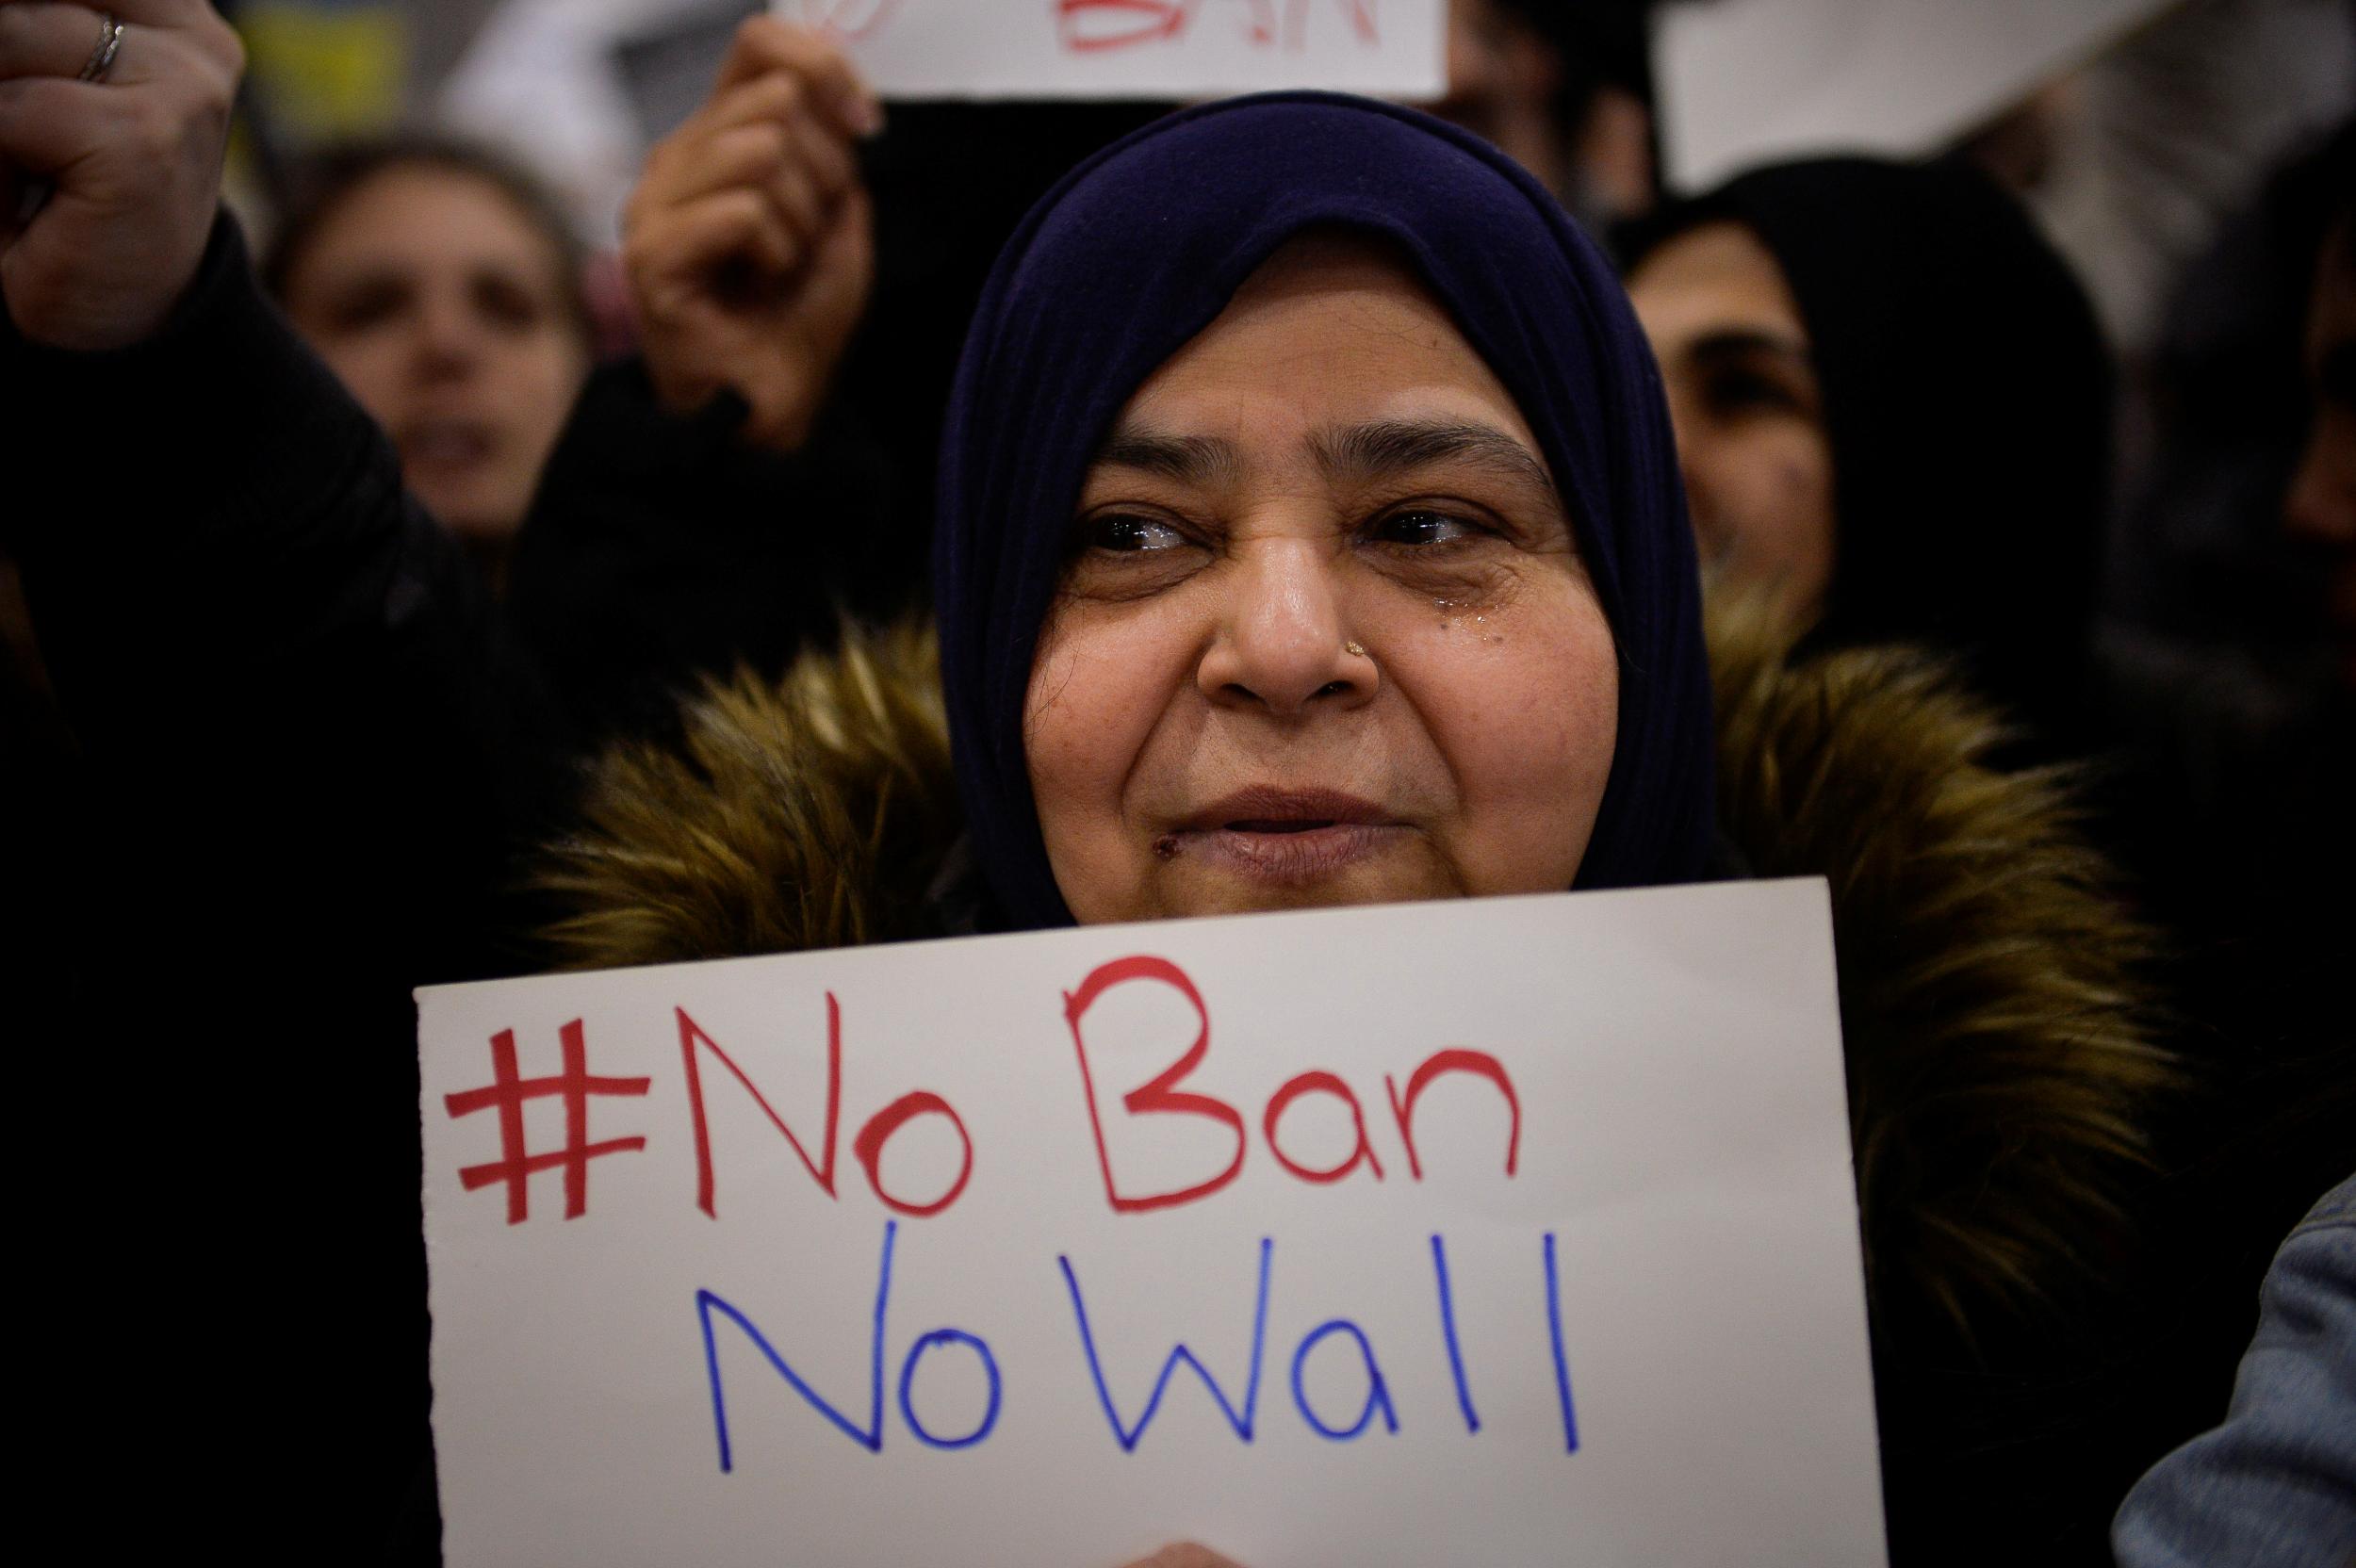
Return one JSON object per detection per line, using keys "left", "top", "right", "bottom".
{"left": 2, "top": 1, "right": 2350, "bottom": 1564}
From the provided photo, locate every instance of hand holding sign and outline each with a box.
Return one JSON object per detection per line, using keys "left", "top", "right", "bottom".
{"left": 624, "top": 16, "right": 881, "bottom": 452}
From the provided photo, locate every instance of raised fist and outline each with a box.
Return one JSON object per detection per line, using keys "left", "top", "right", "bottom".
{"left": 623, "top": 16, "right": 880, "bottom": 453}
{"left": 0, "top": 0, "right": 244, "bottom": 350}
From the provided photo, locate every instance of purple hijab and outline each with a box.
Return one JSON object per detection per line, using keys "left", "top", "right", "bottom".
{"left": 934, "top": 92, "right": 1715, "bottom": 929}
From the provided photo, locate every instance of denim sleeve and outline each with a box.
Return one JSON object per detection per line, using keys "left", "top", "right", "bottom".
{"left": 2114, "top": 1174, "right": 2356, "bottom": 1568}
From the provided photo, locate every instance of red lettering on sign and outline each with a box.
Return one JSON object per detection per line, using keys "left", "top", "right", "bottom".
{"left": 1064, "top": 956, "right": 1247, "bottom": 1213}
{"left": 852, "top": 1091, "right": 974, "bottom": 1217}
{"left": 1055, "top": 0, "right": 1380, "bottom": 54}
{"left": 445, "top": 1021, "right": 649, "bottom": 1224}
{"left": 1384, "top": 1049, "right": 1521, "bottom": 1181}
{"left": 1056, "top": 0, "right": 1188, "bottom": 53}
{"left": 677, "top": 1000, "right": 842, "bottom": 1217}
{"left": 1262, "top": 1070, "right": 1384, "bottom": 1184}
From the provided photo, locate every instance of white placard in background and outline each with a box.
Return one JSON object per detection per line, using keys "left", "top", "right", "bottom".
{"left": 1655, "top": 0, "right": 2181, "bottom": 190}
{"left": 776, "top": 0, "right": 1447, "bottom": 99}
{"left": 419, "top": 879, "right": 1884, "bottom": 1566}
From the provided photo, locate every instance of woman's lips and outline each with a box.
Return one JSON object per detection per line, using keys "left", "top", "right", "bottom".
{"left": 1178, "top": 786, "right": 1389, "bottom": 830}
{"left": 1165, "top": 823, "right": 1411, "bottom": 883}
{"left": 1158, "top": 787, "right": 1406, "bottom": 883}
{"left": 397, "top": 416, "right": 498, "bottom": 476}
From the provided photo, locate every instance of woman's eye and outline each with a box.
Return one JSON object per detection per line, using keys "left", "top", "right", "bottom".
{"left": 1700, "top": 366, "right": 1804, "bottom": 417}
{"left": 1369, "top": 509, "right": 1481, "bottom": 547}
{"left": 474, "top": 275, "right": 548, "bottom": 333}
{"left": 1087, "top": 514, "right": 1188, "bottom": 553}
{"left": 323, "top": 278, "right": 411, "bottom": 334}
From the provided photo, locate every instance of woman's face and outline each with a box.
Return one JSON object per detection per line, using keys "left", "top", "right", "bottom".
{"left": 1023, "top": 239, "right": 1619, "bottom": 925}
{"left": 280, "top": 164, "right": 591, "bottom": 557}
{"left": 1625, "top": 221, "right": 1836, "bottom": 623}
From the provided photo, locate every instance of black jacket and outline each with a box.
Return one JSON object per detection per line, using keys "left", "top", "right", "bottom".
{"left": 4, "top": 212, "right": 930, "bottom": 1560}
{"left": 8, "top": 219, "right": 549, "bottom": 1560}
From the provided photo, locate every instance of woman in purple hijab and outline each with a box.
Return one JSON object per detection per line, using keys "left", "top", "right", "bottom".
{"left": 920, "top": 90, "right": 1715, "bottom": 1568}
{"left": 933, "top": 91, "right": 1718, "bottom": 932}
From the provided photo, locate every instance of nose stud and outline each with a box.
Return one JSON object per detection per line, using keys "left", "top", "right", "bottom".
{"left": 1343, "top": 640, "right": 1366, "bottom": 658}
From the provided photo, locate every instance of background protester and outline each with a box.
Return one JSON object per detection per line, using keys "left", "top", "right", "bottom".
{"left": 2105, "top": 122, "right": 2354, "bottom": 681}
{"left": 1620, "top": 155, "right": 2112, "bottom": 747}
{"left": 2073, "top": 123, "right": 2355, "bottom": 1411}
{"left": 2130, "top": 141, "right": 2356, "bottom": 1506}
{"left": 3, "top": 3, "right": 554, "bottom": 1552}
{"left": 1623, "top": 134, "right": 2356, "bottom": 1565}
{"left": 264, "top": 139, "right": 595, "bottom": 590}
{"left": 501, "top": 20, "right": 1171, "bottom": 738}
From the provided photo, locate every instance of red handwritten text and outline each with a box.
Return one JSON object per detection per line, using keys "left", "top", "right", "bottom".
{"left": 679, "top": 1001, "right": 974, "bottom": 1219}
{"left": 445, "top": 1021, "right": 651, "bottom": 1224}
{"left": 1064, "top": 955, "right": 1518, "bottom": 1214}
{"left": 1055, "top": 0, "right": 1380, "bottom": 55}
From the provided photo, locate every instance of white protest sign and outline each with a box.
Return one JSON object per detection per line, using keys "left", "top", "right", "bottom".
{"left": 419, "top": 879, "right": 1885, "bottom": 1567}
{"left": 1656, "top": 0, "right": 2179, "bottom": 189}
{"left": 774, "top": 0, "right": 1447, "bottom": 99}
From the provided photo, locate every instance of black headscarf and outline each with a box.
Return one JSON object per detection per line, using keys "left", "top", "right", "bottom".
{"left": 1627, "top": 157, "right": 2113, "bottom": 735}
{"left": 933, "top": 92, "right": 1716, "bottom": 930}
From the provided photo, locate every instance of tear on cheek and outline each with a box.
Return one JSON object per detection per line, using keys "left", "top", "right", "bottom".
{"left": 1023, "top": 647, "right": 1084, "bottom": 736}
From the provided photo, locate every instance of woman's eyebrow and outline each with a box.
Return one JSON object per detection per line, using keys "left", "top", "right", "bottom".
{"left": 1312, "top": 418, "right": 1561, "bottom": 502}
{"left": 1678, "top": 327, "right": 1812, "bottom": 376}
{"left": 1092, "top": 424, "right": 1242, "bottom": 485}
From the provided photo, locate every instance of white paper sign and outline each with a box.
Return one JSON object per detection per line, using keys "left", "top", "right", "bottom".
{"left": 418, "top": 879, "right": 1885, "bottom": 1567}
{"left": 1656, "top": 0, "right": 2179, "bottom": 189}
{"left": 774, "top": 0, "right": 1447, "bottom": 99}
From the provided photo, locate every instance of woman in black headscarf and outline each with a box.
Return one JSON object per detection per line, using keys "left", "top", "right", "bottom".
{"left": 1621, "top": 156, "right": 2113, "bottom": 744}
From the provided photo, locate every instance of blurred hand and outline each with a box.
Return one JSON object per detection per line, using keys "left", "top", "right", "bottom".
{"left": 0, "top": 0, "right": 243, "bottom": 349}
{"left": 1120, "top": 1546, "right": 1247, "bottom": 1568}
{"left": 623, "top": 16, "right": 879, "bottom": 453}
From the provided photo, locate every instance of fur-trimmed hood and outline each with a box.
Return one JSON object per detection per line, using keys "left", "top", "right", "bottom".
{"left": 538, "top": 606, "right": 2170, "bottom": 1373}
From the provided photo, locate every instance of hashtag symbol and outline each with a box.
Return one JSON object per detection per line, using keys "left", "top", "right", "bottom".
{"left": 444, "top": 1021, "right": 651, "bottom": 1224}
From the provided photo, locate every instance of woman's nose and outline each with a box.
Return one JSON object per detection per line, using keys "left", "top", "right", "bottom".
{"left": 411, "top": 292, "right": 485, "bottom": 380}
{"left": 1195, "top": 536, "right": 1377, "bottom": 716}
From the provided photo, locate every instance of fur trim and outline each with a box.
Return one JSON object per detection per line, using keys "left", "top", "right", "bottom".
{"left": 540, "top": 611, "right": 2170, "bottom": 1346}
{"left": 538, "top": 624, "right": 959, "bottom": 967}
{"left": 1709, "top": 595, "right": 2171, "bottom": 1348}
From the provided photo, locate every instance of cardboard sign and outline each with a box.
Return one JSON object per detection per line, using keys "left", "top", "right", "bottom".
{"left": 774, "top": 0, "right": 1447, "bottom": 99}
{"left": 418, "top": 879, "right": 1886, "bottom": 1566}
{"left": 1656, "top": 0, "right": 2177, "bottom": 189}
